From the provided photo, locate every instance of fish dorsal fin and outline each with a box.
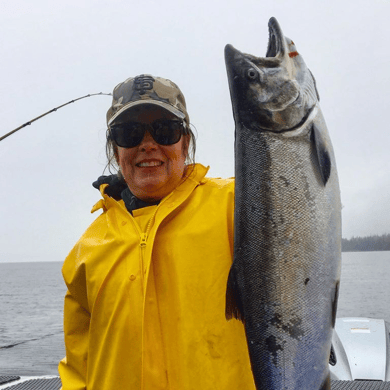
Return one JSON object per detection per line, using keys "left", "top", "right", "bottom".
{"left": 311, "top": 123, "right": 331, "bottom": 185}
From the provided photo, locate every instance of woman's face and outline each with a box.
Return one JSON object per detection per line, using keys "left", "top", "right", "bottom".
{"left": 115, "top": 105, "right": 189, "bottom": 202}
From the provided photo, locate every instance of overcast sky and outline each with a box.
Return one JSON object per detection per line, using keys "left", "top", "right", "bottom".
{"left": 1, "top": 0, "right": 389, "bottom": 263}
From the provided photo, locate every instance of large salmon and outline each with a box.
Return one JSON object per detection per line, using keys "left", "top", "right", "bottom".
{"left": 225, "top": 17, "right": 342, "bottom": 389}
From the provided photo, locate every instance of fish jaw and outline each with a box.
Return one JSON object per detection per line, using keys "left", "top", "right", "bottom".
{"left": 224, "top": 17, "right": 318, "bottom": 132}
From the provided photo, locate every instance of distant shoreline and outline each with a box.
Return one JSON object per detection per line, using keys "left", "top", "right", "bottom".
{"left": 342, "top": 249, "right": 390, "bottom": 252}
{"left": 342, "top": 233, "right": 390, "bottom": 252}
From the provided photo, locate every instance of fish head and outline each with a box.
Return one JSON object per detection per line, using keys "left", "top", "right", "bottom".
{"left": 225, "top": 17, "right": 319, "bottom": 132}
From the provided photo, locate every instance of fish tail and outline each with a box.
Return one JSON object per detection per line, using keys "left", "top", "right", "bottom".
{"left": 225, "top": 265, "right": 245, "bottom": 323}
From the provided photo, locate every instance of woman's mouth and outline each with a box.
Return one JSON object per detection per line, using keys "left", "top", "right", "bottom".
{"left": 136, "top": 160, "right": 164, "bottom": 168}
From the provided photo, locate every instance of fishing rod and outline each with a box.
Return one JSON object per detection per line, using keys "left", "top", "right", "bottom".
{"left": 0, "top": 92, "right": 112, "bottom": 142}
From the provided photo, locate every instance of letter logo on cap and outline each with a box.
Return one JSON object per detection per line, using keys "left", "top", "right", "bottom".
{"left": 134, "top": 75, "right": 155, "bottom": 95}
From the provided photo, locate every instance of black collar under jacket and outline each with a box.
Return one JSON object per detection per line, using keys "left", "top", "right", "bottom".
{"left": 92, "top": 174, "right": 159, "bottom": 215}
{"left": 120, "top": 187, "right": 159, "bottom": 214}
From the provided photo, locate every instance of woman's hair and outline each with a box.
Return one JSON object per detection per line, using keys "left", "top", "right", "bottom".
{"left": 104, "top": 123, "right": 197, "bottom": 176}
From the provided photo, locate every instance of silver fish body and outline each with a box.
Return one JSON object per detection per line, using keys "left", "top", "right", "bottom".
{"left": 225, "top": 18, "right": 342, "bottom": 390}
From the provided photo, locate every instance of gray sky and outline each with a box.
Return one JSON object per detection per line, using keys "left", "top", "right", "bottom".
{"left": 1, "top": 0, "right": 389, "bottom": 263}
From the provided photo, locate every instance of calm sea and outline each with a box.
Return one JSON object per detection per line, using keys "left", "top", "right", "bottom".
{"left": 0, "top": 261, "right": 65, "bottom": 375}
{"left": 1, "top": 252, "right": 390, "bottom": 376}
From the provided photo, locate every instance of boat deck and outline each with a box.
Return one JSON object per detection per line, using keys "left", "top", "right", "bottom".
{"left": 2, "top": 376, "right": 390, "bottom": 389}
{"left": 0, "top": 377, "right": 60, "bottom": 389}
{"left": 332, "top": 382, "right": 390, "bottom": 389}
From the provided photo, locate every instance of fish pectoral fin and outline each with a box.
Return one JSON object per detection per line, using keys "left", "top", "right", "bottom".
{"left": 225, "top": 265, "right": 245, "bottom": 323}
{"left": 311, "top": 123, "right": 331, "bottom": 185}
{"left": 331, "top": 281, "right": 340, "bottom": 329}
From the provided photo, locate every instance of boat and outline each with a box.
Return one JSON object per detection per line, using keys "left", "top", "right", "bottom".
{"left": 1, "top": 317, "right": 390, "bottom": 389}
{"left": 330, "top": 317, "right": 390, "bottom": 384}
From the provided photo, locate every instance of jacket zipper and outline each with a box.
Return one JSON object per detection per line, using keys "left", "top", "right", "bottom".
{"left": 138, "top": 195, "right": 172, "bottom": 286}
{"left": 138, "top": 196, "right": 172, "bottom": 390}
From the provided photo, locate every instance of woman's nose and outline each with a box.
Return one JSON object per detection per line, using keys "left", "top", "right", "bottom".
{"left": 139, "top": 129, "right": 157, "bottom": 151}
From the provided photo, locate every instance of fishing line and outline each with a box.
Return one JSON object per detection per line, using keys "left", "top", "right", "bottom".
{"left": 0, "top": 92, "right": 112, "bottom": 142}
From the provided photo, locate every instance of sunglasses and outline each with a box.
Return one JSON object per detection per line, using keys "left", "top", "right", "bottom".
{"left": 109, "top": 119, "right": 187, "bottom": 148}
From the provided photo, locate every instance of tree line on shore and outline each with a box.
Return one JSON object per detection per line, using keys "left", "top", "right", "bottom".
{"left": 342, "top": 233, "right": 390, "bottom": 252}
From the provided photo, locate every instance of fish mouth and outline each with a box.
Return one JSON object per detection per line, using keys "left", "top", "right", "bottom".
{"left": 266, "top": 17, "right": 284, "bottom": 58}
{"left": 225, "top": 18, "right": 286, "bottom": 68}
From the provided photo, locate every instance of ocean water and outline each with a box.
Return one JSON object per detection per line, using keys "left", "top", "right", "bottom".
{"left": 337, "top": 251, "right": 390, "bottom": 322}
{"left": 0, "top": 252, "right": 390, "bottom": 376}
{"left": 0, "top": 261, "right": 65, "bottom": 375}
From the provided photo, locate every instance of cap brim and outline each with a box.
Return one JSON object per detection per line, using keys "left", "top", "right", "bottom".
{"left": 108, "top": 100, "right": 186, "bottom": 125}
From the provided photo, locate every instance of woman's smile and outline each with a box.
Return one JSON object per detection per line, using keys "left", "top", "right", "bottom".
{"left": 136, "top": 159, "right": 164, "bottom": 168}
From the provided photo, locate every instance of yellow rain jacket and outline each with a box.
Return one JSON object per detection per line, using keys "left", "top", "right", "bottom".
{"left": 59, "top": 164, "right": 255, "bottom": 390}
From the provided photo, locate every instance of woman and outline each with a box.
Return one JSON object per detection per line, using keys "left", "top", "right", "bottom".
{"left": 59, "top": 74, "right": 255, "bottom": 389}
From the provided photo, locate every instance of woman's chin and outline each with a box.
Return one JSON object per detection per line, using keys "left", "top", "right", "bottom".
{"left": 129, "top": 180, "right": 166, "bottom": 201}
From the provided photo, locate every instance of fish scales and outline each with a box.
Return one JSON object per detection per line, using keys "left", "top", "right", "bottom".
{"left": 225, "top": 18, "right": 341, "bottom": 390}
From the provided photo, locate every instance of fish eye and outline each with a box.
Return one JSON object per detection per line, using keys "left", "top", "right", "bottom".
{"left": 247, "top": 68, "right": 258, "bottom": 80}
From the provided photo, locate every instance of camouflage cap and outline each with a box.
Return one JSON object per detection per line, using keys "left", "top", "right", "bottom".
{"left": 106, "top": 74, "right": 190, "bottom": 126}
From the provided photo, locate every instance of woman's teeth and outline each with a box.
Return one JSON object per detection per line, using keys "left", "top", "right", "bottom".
{"left": 138, "top": 161, "right": 163, "bottom": 167}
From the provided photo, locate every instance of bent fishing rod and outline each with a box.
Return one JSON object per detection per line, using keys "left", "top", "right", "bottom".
{"left": 0, "top": 92, "right": 112, "bottom": 142}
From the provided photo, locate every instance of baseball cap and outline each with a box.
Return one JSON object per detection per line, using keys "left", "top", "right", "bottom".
{"left": 106, "top": 74, "right": 190, "bottom": 126}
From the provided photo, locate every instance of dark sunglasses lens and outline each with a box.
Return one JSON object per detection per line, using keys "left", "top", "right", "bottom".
{"left": 152, "top": 121, "right": 183, "bottom": 145}
{"left": 111, "top": 123, "right": 145, "bottom": 148}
